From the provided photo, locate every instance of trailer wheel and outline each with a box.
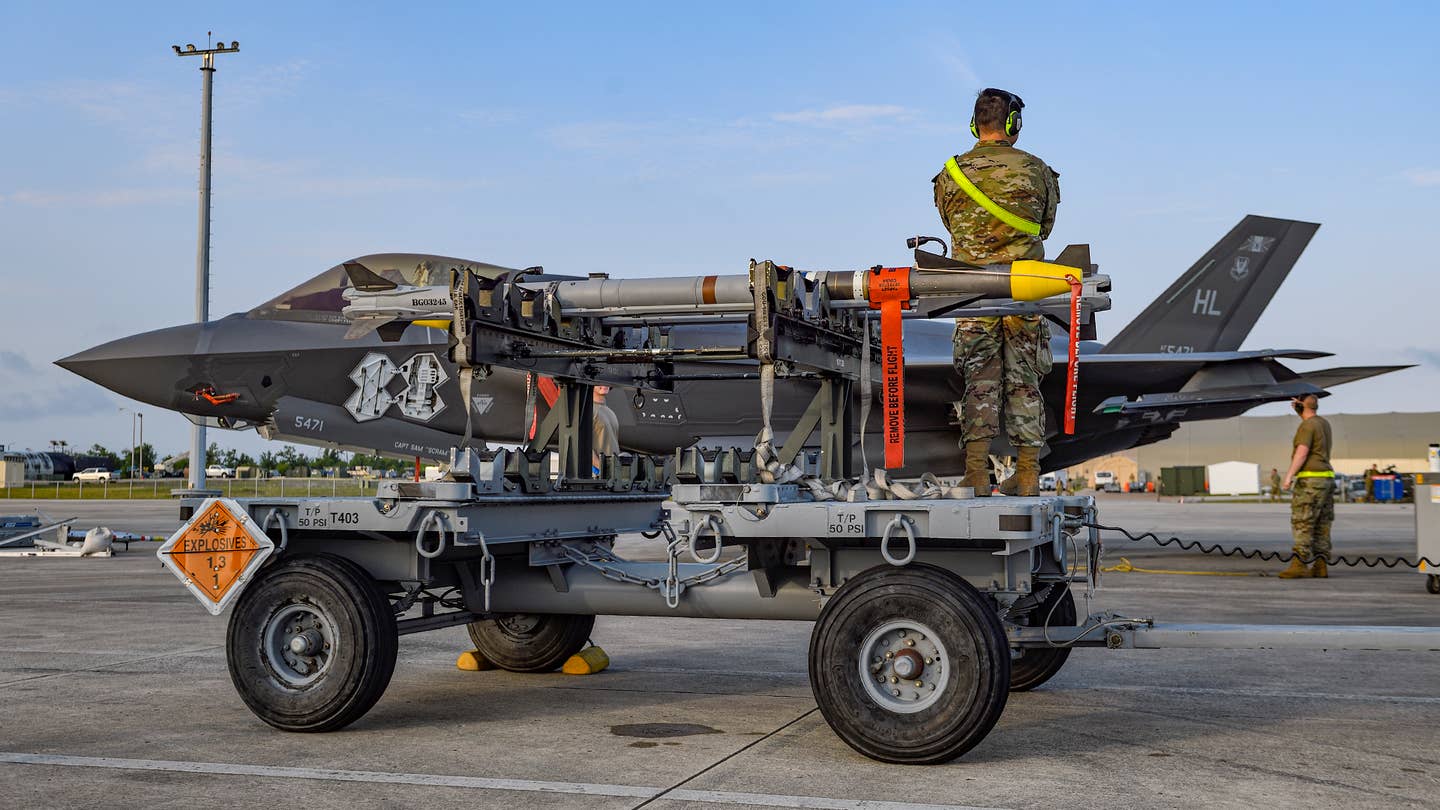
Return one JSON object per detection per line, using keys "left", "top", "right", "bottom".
{"left": 1008, "top": 586, "right": 1076, "bottom": 692}
{"left": 1427, "top": 574, "right": 1440, "bottom": 595}
{"left": 226, "top": 554, "right": 398, "bottom": 732}
{"left": 808, "top": 564, "right": 1010, "bottom": 764}
{"left": 466, "top": 613, "right": 594, "bottom": 673}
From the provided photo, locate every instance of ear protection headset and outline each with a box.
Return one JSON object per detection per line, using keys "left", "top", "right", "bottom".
{"left": 970, "top": 88, "right": 1025, "bottom": 139}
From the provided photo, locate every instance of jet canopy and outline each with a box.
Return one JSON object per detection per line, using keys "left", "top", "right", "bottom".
{"left": 248, "top": 253, "right": 523, "bottom": 324}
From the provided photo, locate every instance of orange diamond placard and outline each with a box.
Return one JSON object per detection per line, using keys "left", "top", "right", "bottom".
{"left": 158, "top": 499, "right": 274, "bottom": 615}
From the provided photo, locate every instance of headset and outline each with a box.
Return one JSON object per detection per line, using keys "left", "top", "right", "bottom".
{"left": 970, "top": 88, "right": 1025, "bottom": 139}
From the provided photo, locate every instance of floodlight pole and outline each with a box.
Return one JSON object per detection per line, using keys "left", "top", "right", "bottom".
{"left": 173, "top": 35, "right": 239, "bottom": 492}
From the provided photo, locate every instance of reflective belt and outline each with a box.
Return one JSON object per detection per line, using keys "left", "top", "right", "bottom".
{"left": 1295, "top": 470, "right": 1335, "bottom": 478}
{"left": 944, "top": 156, "right": 1042, "bottom": 236}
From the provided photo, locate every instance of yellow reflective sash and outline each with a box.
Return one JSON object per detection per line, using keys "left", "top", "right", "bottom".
{"left": 944, "top": 156, "right": 1042, "bottom": 236}
{"left": 1295, "top": 471, "right": 1335, "bottom": 478}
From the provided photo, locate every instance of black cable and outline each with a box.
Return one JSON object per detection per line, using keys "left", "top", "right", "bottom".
{"left": 1086, "top": 522, "right": 1440, "bottom": 570}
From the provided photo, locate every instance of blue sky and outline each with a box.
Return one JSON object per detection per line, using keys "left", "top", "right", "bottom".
{"left": 2, "top": 1, "right": 1438, "bottom": 456}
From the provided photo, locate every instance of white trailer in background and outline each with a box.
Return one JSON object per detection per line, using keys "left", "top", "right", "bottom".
{"left": 1207, "top": 460, "right": 1260, "bottom": 496}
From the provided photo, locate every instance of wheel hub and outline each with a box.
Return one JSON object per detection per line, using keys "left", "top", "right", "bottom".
{"left": 859, "top": 620, "right": 951, "bottom": 713}
{"left": 264, "top": 602, "right": 337, "bottom": 687}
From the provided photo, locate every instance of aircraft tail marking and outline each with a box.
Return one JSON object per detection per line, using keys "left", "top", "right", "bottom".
{"left": 1102, "top": 215, "right": 1319, "bottom": 355}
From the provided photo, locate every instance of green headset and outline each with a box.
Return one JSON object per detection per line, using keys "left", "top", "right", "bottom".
{"left": 970, "top": 88, "right": 1025, "bottom": 138}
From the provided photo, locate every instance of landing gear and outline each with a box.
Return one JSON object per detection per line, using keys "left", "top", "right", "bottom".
{"left": 808, "top": 564, "right": 1010, "bottom": 764}
{"left": 466, "top": 613, "right": 595, "bottom": 672}
{"left": 1008, "top": 586, "right": 1076, "bottom": 692}
{"left": 1427, "top": 574, "right": 1440, "bottom": 595}
{"left": 226, "top": 554, "right": 398, "bottom": 732}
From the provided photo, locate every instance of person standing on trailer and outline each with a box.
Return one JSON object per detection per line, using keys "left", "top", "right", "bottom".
{"left": 1280, "top": 393, "right": 1336, "bottom": 578}
{"left": 933, "top": 88, "right": 1061, "bottom": 496}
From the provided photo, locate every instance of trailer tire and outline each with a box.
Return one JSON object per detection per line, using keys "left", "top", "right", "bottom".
{"left": 1427, "top": 574, "right": 1440, "bottom": 595}
{"left": 1008, "top": 586, "right": 1076, "bottom": 692}
{"left": 466, "top": 613, "right": 594, "bottom": 673}
{"left": 808, "top": 564, "right": 1009, "bottom": 764}
{"left": 226, "top": 554, "right": 398, "bottom": 733}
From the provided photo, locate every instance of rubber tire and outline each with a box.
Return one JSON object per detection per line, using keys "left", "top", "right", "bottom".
{"left": 466, "top": 613, "right": 594, "bottom": 673}
{"left": 226, "top": 554, "right": 398, "bottom": 732}
{"left": 808, "top": 564, "right": 1010, "bottom": 764}
{"left": 1008, "top": 587, "right": 1076, "bottom": 692}
{"left": 1427, "top": 574, "right": 1440, "bottom": 595}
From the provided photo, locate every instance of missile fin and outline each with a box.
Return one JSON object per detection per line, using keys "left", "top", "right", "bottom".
{"left": 343, "top": 261, "right": 399, "bottom": 292}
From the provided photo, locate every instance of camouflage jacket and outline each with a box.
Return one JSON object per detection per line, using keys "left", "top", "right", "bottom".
{"left": 932, "top": 140, "right": 1060, "bottom": 264}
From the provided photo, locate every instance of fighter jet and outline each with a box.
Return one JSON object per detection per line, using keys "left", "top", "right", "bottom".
{"left": 57, "top": 215, "right": 1408, "bottom": 475}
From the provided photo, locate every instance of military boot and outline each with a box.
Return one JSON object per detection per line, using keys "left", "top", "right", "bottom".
{"left": 1277, "top": 556, "right": 1311, "bottom": 579}
{"left": 962, "top": 440, "right": 991, "bottom": 496}
{"left": 1310, "top": 559, "right": 1328, "bottom": 578}
{"left": 1014, "top": 446, "right": 1040, "bottom": 496}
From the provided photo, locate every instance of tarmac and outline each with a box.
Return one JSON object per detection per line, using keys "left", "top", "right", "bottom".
{"left": 1, "top": 495, "right": 1436, "bottom": 809}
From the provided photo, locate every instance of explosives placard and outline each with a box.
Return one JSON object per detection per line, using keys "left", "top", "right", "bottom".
{"left": 157, "top": 499, "right": 274, "bottom": 615}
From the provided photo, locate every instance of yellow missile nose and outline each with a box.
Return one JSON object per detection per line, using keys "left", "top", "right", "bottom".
{"left": 1010, "top": 260, "right": 1083, "bottom": 301}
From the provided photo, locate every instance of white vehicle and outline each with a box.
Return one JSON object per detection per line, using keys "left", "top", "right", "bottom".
{"left": 1093, "top": 470, "right": 1119, "bottom": 492}
{"left": 1039, "top": 472, "right": 1058, "bottom": 491}
{"left": 72, "top": 467, "right": 113, "bottom": 482}
{"left": 205, "top": 465, "right": 236, "bottom": 479}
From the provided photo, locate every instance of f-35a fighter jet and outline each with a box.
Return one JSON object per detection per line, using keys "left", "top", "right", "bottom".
{"left": 58, "top": 215, "right": 1407, "bottom": 475}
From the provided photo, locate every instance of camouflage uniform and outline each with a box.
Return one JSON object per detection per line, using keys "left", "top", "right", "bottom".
{"left": 1290, "top": 415, "right": 1335, "bottom": 560}
{"left": 934, "top": 140, "right": 1061, "bottom": 447}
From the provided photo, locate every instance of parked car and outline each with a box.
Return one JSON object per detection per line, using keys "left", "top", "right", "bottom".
{"left": 205, "top": 465, "right": 236, "bottom": 479}
{"left": 73, "top": 467, "right": 113, "bottom": 482}
{"left": 1093, "top": 470, "right": 1120, "bottom": 492}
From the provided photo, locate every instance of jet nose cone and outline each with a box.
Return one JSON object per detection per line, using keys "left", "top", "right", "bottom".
{"left": 56, "top": 323, "right": 206, "bottom": 407}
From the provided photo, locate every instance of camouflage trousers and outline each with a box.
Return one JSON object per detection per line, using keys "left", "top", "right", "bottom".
{"left": 1290, "top": 477, "right": 1335, "bottom": 560}
{"left": 952, "top": 314, "right": 1051, "bottom": 447}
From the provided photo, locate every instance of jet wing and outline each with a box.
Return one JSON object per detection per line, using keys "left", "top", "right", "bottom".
{"left": 1291, "top": 365, "right": 1415, "bottom": 389}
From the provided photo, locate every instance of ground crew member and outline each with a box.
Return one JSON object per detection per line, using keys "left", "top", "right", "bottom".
{"left": 1268, "top": 467, "right": 1282, "bottom": 502}
{"left": 1280, "top": 394, "right": 1335, "bottom": 578}
{"left": 591, "top": 385, "right": 619, "bottom": 475}
{"left": 934, "top": 88, "right": 1061, "bottom": 496}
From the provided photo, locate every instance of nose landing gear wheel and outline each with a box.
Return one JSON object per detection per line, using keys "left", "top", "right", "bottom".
{"left": 466, "top": 613, "right": 595, "bottom": 673}
{"left": 808, "top": 564, "right": 1010, "bottom": 764}
{"left": 226, "top": 554, "right": 398, "bottom": 732}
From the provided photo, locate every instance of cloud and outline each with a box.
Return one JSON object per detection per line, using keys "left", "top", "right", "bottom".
{"left": 0, "top": 353, "right": 115, "bottom": 421}
{"left": 927, "top": 33, "right": 981, "bottom": 88}
{"left": 1403, "top": 168, "right": 1440, "bottom": 187}
{"left": 771, "top": 104, "right": 912, "bottom": 126}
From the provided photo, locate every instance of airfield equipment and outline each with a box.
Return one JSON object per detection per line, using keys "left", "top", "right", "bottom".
{"left": 156, "top": 249, "right": 1440, "bottom": 763}
{"left": 1413, "top": 482, "right": 1440, "bottom": 593}
{"left": 160, "top": 250, "right": 1115, "bottom": 763}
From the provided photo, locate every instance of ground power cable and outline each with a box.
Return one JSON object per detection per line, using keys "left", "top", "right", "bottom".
{"left": 1085, "top": 522, "right": 1440, "bottom": 570}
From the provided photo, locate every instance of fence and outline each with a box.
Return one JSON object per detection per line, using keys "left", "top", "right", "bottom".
{"left": 0, "top": 477, "right": 382, "bottom": 500}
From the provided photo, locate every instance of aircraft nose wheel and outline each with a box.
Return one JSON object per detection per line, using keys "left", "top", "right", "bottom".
{"left": 809, "top": 564, "right": 1010, "bottom": 764}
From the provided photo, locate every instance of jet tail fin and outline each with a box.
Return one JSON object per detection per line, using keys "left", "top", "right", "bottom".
{"left": 343, "top": 261, "right": 399, "bottom": 292}
{"left": 1102, "top": 216, "right": 1319, "bottom": 355}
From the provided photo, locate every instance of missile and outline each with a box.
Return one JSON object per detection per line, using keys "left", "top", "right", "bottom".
{"left": 339, "top": 257, "right": 1089, "bottom": 340}
{"left": 339, "top": 261, "right": 453, "bottom": 341}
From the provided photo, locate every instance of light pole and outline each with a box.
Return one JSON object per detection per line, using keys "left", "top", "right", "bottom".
{"left": 137, "top": 413, "right": 144, "bottom": 478}
{"left": 173, "top": 33, "right": 239, "bottom": 492}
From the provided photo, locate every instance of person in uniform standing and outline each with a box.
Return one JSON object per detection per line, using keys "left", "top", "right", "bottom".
{"left": 1268, "top": 467, "right": 1282, "bottom": 502}
{"left": 1280, "top": 394, "right": 1335, "bottom": 578}
{"left": 934, "top": 88, "right": 1061, "bottom": 496}
{"left": 591, "top": 385, "right": 620, "bottom": 475}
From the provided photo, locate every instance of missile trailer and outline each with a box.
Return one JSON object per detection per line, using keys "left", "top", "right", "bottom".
{"left": 165, "top": 249, "right": 1129, "bottom": 763}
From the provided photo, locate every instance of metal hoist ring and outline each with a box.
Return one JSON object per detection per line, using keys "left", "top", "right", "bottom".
{"left": 880, "top": 515, "right": 917, "bottom": 567}
{"left": 415, "top": 511, "right": 450, "bottom": 559}
{"left": 689, "top": 514, "right": 725, "bottom": 564}
{"left": 262, "top": 508, "right": 289, "bottom": 557}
